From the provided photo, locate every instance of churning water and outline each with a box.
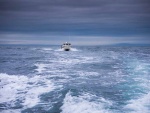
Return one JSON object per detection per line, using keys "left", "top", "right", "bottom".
{"left": 0, "top": 45, "right": 150, "bottom": 113}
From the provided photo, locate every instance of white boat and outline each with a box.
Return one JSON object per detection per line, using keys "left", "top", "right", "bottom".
{"left": 61, "top": 42, "right": 71, "bottom": 51}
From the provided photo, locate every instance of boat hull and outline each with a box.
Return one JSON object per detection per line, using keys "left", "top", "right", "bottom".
{"left": 64, "top": 48, "right": 70, "bottom": 51}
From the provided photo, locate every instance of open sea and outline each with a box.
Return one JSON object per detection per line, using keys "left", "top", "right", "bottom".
{"left": 0, "top": 45, "right": 150, "bottom": 113}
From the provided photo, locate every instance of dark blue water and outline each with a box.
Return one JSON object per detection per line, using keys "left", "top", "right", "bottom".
{"left": 0, "top": 45, "right": 150, "bottom": 113}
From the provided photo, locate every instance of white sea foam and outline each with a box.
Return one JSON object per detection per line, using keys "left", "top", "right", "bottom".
{"left": 0, "top": 73, "right": 56, "bottom": 111}
{"left": 124, "top": 60, "right": 150, "bottom": 113}
{"left": 35, "top": 63, "right": 48, "bottom": 73}
{"left": 34, "top": 63, "right": 70, "bottom": 79}
{"left": 125, "top": 92, "right": 150, "bottom": 113}
{"left": 61, "top": 92, "right": 112, "bottom": 113}
{"left": 55, "top": 48, "right": 64, "bottom": 51}
{"left": 70, "top": 48, "right": 79, "bottom": 51}
{"left": 1, "top": 109, "right": 21, "bottom": 113}
{"left": 56, "top": 56, "right": 95, "bottom": 65}
{"left": 42, "top": 48, "right": 52, "bottom": 51}
{"left": 77, "top": 71, "right": 99, "bottom": 77}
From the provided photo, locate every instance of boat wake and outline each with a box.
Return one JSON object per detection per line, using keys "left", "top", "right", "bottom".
{"left": 61, "top": 91, "right": 112, "bottom": 113}
{"left": 0, "top": 73, "right": 59, "bottom": 112}
{"left": 70, "top": 48, "right": 79, "bottom": 51}
{"left": 0, "top": 46, "right": 150, "bottom": 113}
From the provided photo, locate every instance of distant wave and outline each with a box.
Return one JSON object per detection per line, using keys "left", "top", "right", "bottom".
{"left": 41, "top": 48, "right": 53, "bottom": 51}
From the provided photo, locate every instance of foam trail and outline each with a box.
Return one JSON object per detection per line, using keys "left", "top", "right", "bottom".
{"left": 125, "top": 92, "right": 150, "bottom": 113}
{"left": 42, "top": 48, "right": 52, "bottom": 51}
{"left": 55, "top": 48, "right": 64, "bottom": 51}
{"left": 61, "top": 92, "right": 112, "bottom": 113}
{"left": 1, "top": 109, "right": 21, "bottom": 113}
{"left": 35, "top": 64, "right": 47, "bottom": 73}
{"left": 70, "top": 48, "right": 79, "bottom": 51}
{"left": 124, "top": 59, "right": 150, "bottom": 113}
{"left": 0, "top": 73, "right": 56, "bottom": 111}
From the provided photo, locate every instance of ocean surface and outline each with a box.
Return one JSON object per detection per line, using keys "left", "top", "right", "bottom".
{"left": 0, "top": 45, "right": 150, "bottom": 113}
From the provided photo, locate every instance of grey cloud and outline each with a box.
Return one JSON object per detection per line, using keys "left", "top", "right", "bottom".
{"left": 0, "top": 0, "right": 150, "bottom": 44}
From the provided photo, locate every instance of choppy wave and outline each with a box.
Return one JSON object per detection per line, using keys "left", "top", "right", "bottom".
{"left": 35, "top": 64, "right": 47, "bottom": 73}
{"left": 0, "top": 46, "right": 150, "bottom": 113}
{"left": 125, "top": 92, "right": 150, "bottom": 113}
{"left": 0, "top": 73, "right": 57, "bottom": 111}
{"left": 61, "top": 91, "right": 112, "bottom": 113}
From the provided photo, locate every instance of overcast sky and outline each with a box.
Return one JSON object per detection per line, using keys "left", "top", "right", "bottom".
{"left": 0, "top": 0, "right": 150, "bottom": 45}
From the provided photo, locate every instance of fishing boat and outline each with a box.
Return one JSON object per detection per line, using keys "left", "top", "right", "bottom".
{"left": 61, "top": 42, "right": 71, "bottom": 51}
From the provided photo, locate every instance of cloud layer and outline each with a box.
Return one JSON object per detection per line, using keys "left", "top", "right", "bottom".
{"left": 0, "top": 0, "right": 150, "bottom": 45}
